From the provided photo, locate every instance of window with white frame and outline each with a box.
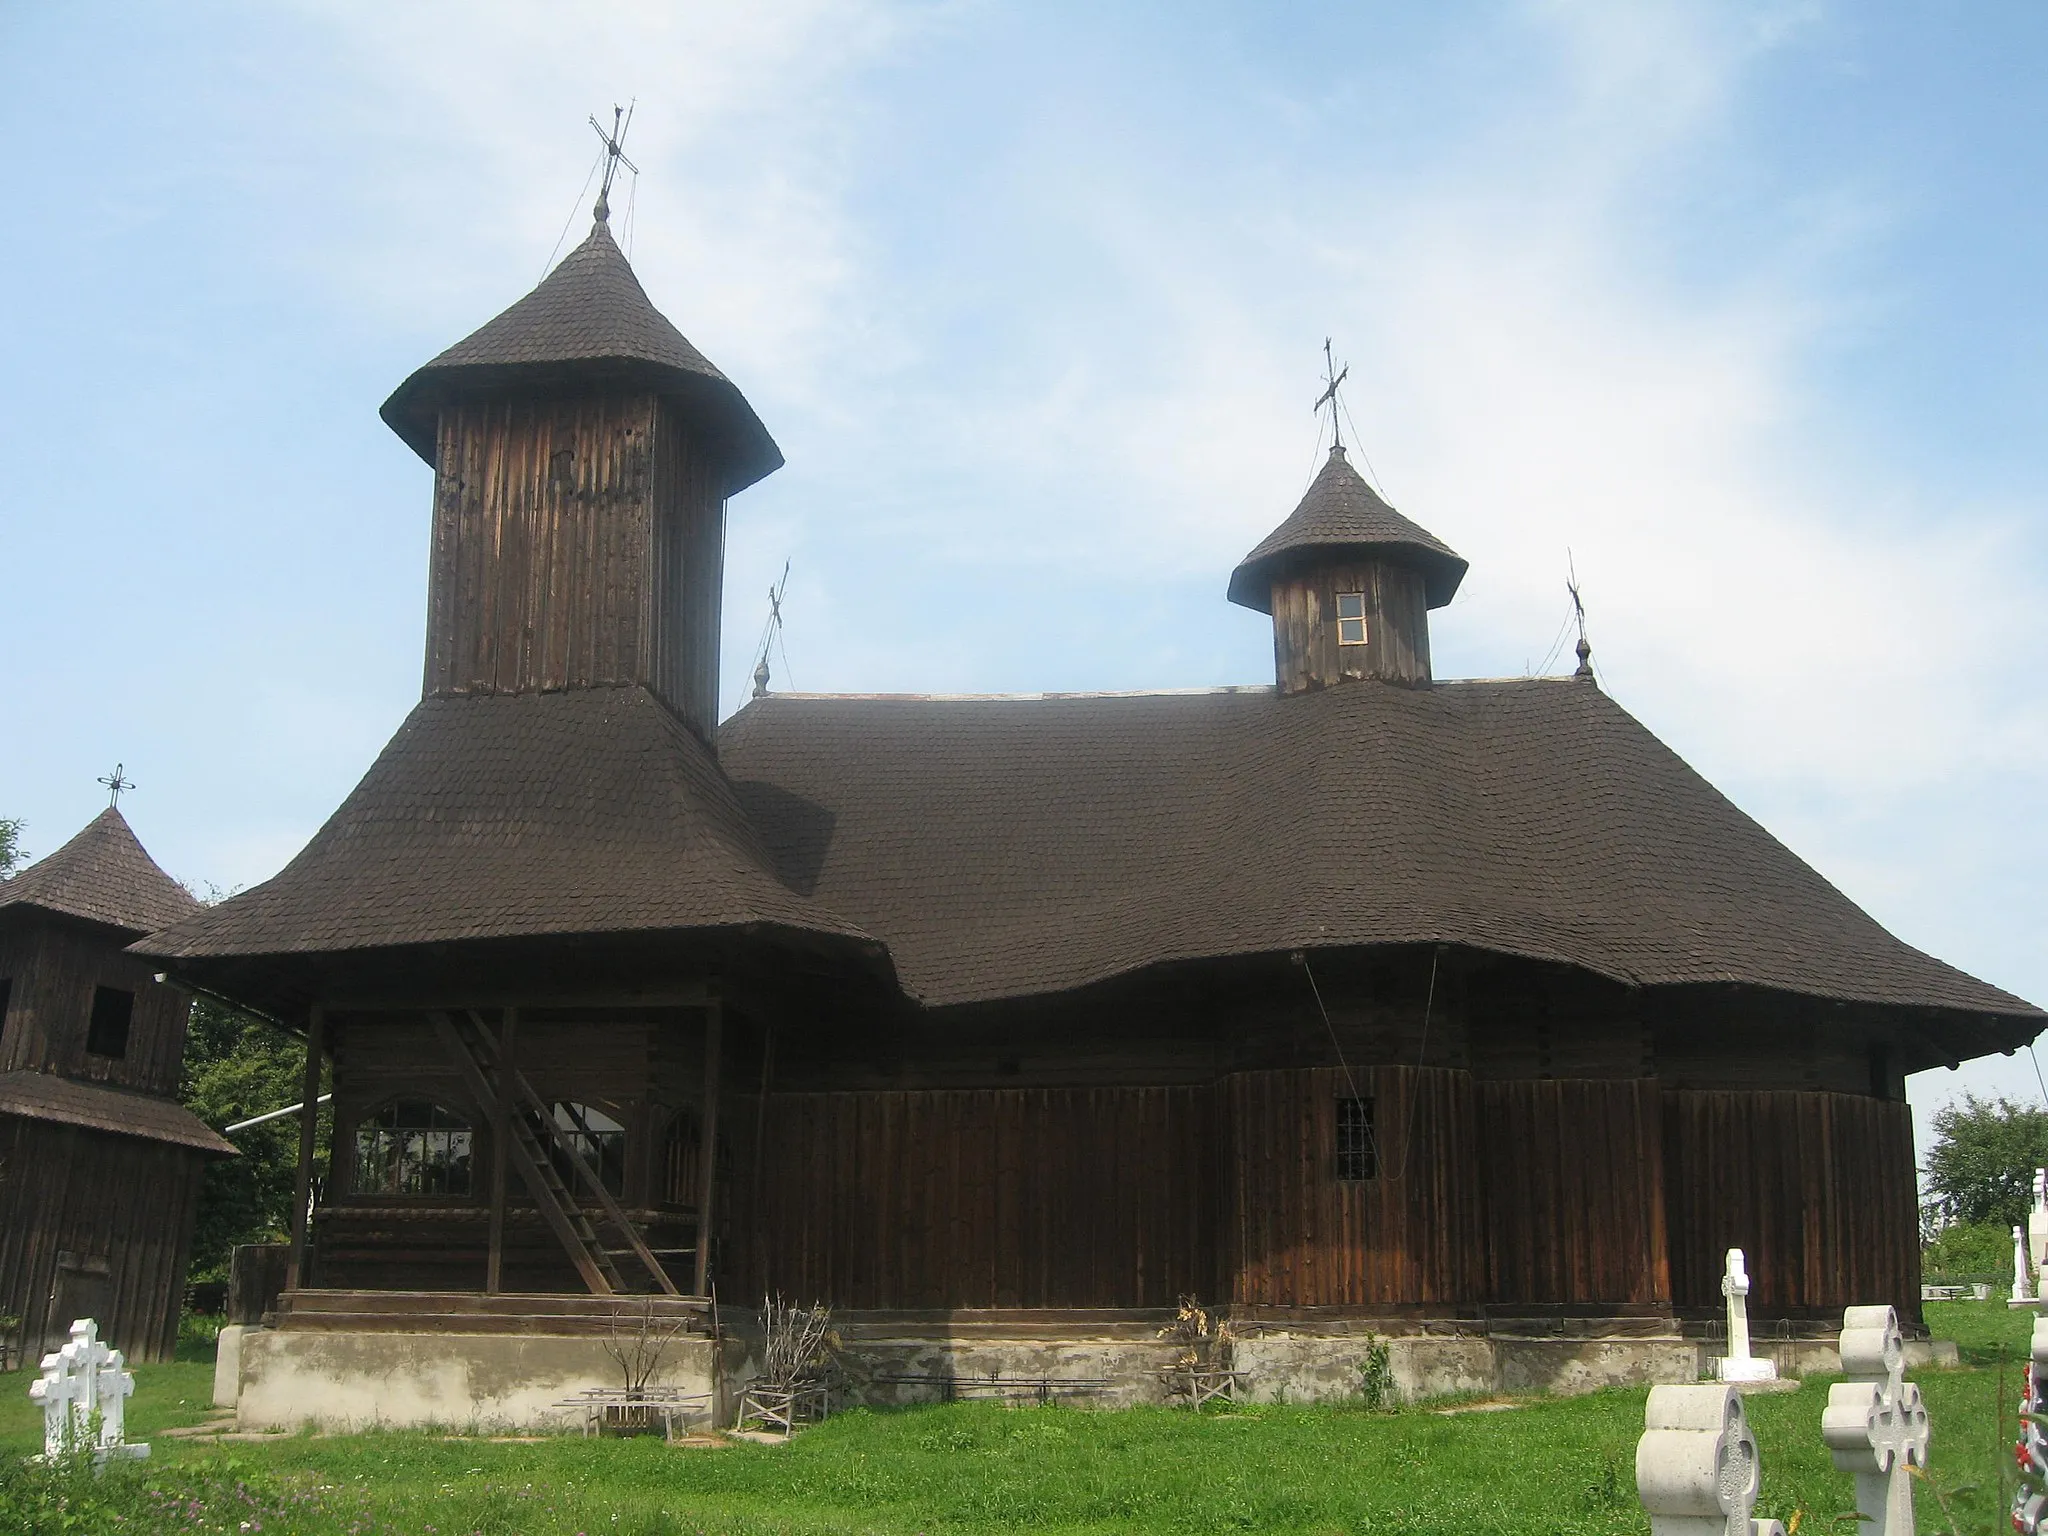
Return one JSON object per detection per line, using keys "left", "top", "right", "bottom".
{"left": 1334, "top": 592, "right": 1369, "bottom": 646}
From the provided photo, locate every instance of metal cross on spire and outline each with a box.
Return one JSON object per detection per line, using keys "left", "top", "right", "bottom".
{"left": 97, "top": 764, "right": 133, "bottom": 807}
{"left": 1567, "top": 553, "right": 1595, "bottom": 679}
{"left": 1313, "top": 337, "right": 1351, "bottom": 454}
{"left": 751, "top": 561, "right": 792, "bottom": 698}
{"left": 588, "top": 102, "right": 639, "bottom": 225}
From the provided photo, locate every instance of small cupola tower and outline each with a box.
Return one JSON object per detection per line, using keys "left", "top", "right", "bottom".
{"left": 379, "top": 173, "right": 780, "bottom": 744}
{"left": 1228, "top": 443, "right": 1467, "bottom": 692}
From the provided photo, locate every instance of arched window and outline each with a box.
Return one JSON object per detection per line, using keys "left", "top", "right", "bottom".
{"left": 544, "top": 1102, "right": 626, "bottom": 1197}
{"left": 355, "top": 1100, "right": 473, "bottom": 1196}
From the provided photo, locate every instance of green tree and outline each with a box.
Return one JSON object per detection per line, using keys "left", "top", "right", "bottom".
{"left": 0, "top": 818, "right": 25, "bottom": 877}
{"left": 179, "top": 1000, "right": 328, "bottom": 1283}
{"left": 1924, "top": 1094, "right": 2048, "bottom": 1231}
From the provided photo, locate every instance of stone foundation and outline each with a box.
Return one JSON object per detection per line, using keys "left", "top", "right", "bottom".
{"left": 223, "top": 1304, "right": 1958, "bottom": 1429}
{"left": 232, "top": 1327, "right": 719, "bottom": 1433}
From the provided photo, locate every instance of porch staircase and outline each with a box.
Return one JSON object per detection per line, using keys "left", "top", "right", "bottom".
{"left": 429, "top": 1010, "right": 679, "bottom": 1297}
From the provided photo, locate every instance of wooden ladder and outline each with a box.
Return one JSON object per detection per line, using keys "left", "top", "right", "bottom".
{"left": 430, "top": 1010, "right": 679, "bottom": 1297}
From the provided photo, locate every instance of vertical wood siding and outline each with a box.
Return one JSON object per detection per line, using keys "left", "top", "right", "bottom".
{"left": 0, "top": 1115, "right": 206, "bottom": 1366}
{"left": 426, "top": 395, "right": 725, "bottom": 738}
{"left": 1662, "top": 1089, "right": 1921, "bottom": 1323}
{"left": 1222, "top": 1067, "right": 1483, "bottom": 1306}
{"left": 1477, "top": 1078, "right": 1670, "bottom": 1304}
{"left": 741, "top": 1085, "right": 1216, "bottom": 1308}
{"left": 0, "top": 916, "right": 191, "bottom": 1096}
{"left": 1269, "top": 559, "right": 1432, "bottom": 692}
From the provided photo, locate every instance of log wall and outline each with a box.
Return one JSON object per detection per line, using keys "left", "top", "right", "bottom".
{"left": 1268, "top": 558, "right": 1432, "bottom": 691}
{"left": 1663, "top": 1088, "right": 1922, "bottom": 1324}
{"left": 741, "top": 1085, "right": 1216, "bottom": 1308}
{"left": 1222, "top": 1066, "right": 1483, "bottom": 1305}
{"left": 425, "top": 393, "right": 725, "bottom": 738}
{"left": 0, "top": 1114, "right": 207, "bottom": 1366}
{"left": 1477, "top": 1078, "right": 1669, "bottom": 1304}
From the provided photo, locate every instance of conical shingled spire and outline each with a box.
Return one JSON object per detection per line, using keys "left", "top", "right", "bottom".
{"left": 379, "top": 220, "right": 782, "bottom": 495}
{"left": 1228, "top": 446, "right": 1467, "bottom": 614}
{"left": 0, "top": 808, "right": 199, "bottom": 936}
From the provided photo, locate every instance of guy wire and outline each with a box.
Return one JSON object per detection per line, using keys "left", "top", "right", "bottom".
{"left": 1298, "top": 945, "right": 1440, "bottom": 1185}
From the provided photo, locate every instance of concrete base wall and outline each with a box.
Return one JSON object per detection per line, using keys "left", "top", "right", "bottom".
{"left": 234, "top": 1328, "right": 718, "bottom": 1433}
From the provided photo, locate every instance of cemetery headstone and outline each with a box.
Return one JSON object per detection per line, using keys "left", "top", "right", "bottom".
{"left": 1635, "top": 1382, "right": 1786, "bottom": 1536}
{"left": 2031, "top": 1169, "right": 2048, "bottom": 1278}
{"left": 2016, "top": 1223, "right": 2035, "bottom": 1306}
{"left": 1819, "top": 1304, "right": 1926, "bottom": 1536}
{"left": 1716, "top": 1248, "right": 1778, "bottom": 1384}
{"left": 27, "top": 1317, "right": 148, "bottom": 1463}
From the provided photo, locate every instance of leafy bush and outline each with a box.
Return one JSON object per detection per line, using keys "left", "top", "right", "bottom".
{"left": 1923, "top": 1218, "right": 2013, "bottom": 1282}
{"left": 1358, "top": 1332, "right": 1395, "bottom": 1410}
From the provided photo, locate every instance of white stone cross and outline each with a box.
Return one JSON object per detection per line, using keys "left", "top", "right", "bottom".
{"left": 1636, "top": 1383, "right": 1787, "bottom": 1536}
{"left": 27, "top": 1317, "right": 148, "bottom": 1463}
{"left": 2030, "top": 1169, "right": 2048, "bottom": 1275}
{"left": 1717, "top": 1248, "right": 1778, "bottom": 1384}
{"left": 2016, "top": 1223, "right": 2035, "bottom": 1305}
{"left": 1821, "top": 1304, "right": 1927, "bottom": 1536}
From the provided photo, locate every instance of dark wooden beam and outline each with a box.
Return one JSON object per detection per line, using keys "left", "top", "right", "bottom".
{"left": 286, "top": 1004, "right": 326, "bottom": 1291}
{"left": 485, "top": 1007, "right": 517, "bottom": 1293}
{"left": 694, "top": 1000, "right": 723, "bottom": 1297}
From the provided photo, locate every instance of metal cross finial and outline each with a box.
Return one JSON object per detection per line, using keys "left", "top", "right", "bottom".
{"left": 1567, "top": 553, "right": 1594, "bottom": 680}
{"left": 588, "top": 102, "right": 639, "bottom": 225}
{"left": 751, "top": 561, "right": 791, "bottom": 698}
{"left": 97, "top": 764, "right": 134, "bottom": 807}
{"left": 1312, "top": 338, "right": 1350, "bottom": 454}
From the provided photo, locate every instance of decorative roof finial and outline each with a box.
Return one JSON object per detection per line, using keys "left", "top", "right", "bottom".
{"left": 1313, "top": 337, "right": 1351, "bottom": 456}
{"left": 751, "top": 561, "right": 791, "bottom": 699}
{"left": 97, "top": 763, "right": 134, "bottom": 807}
{"left": 588, "top": 102, "right": 639, "bottom": 226}
{"left": 1568, "top": 554, "right": 1596, "bottom": 682}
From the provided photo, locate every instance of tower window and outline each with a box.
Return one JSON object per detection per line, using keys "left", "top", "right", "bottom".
{"left": 1336, "top": 1096, "right": 1378, "bottom": 1181}
{"left": 1334, "top": 592, "right": 1368, "bottom": 646}
{"left": 86, "top": 987, "right": 133, "bottom": 1059}
{"left": 356, "top": 1100, "right": 473, "bottom": 1196}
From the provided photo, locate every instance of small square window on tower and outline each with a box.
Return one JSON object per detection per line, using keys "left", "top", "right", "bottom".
{"left": 86, "top": 986, "right": 133, "bottom": 1059}
{"left": 1334, "top": 592, "right": 1368, "bottom": 646}
{"left": 1336, "top": 1095, "right": 1377, "bottom": 1180}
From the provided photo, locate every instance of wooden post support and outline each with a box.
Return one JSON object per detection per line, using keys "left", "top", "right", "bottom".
{"left": 694, "top": 1000, "right": 723, "bottom": 1297}
{"left": 486, "top": 1008, "right": 518, "bottom": 1293}
{"left": 286, "top": 1004, "right": 326, "bottom": 1292}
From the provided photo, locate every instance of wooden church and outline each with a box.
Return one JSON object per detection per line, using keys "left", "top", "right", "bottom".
{"left": 0, "top": 807, "right": 234, "bottom": 1367}
{"left": 139, "top": 184, "right": 2042, "bottom": 1417}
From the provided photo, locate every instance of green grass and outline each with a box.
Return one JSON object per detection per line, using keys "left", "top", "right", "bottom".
{"left": 0, "top": 1302, "right": 2032, "bottom": 1534}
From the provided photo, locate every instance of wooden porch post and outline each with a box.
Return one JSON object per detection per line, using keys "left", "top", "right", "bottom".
{"left": 693, "top": 1000, "right": 723, "bottom": 1297}
{"left": 286, "top": 1004, "right": 326, "bottom": 1291}
{"left": 485, "top": 1007, "right": 518, "bottom": 1293}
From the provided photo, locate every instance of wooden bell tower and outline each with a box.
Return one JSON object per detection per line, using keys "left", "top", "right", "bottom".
{"left": 1228, "top": 355, "right": 1466, "bottom": 692}
{"left": 380, "top": 194, "right": 781, "bottom": 743}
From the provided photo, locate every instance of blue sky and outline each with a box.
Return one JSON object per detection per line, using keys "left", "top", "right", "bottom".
{"left": 2, "top": 1, "right": 2042, "bottom": 1136}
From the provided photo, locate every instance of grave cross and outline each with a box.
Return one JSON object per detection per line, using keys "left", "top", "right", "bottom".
{"left": 2029, "top": 1167, "right": 2048, "bottom": 1275}
{"left": 2013, "top": 1314, "right": 2048, "bottom": 1533}
{"left": 1820, "top": 1304, "right": 1927, "bottom": 1536}
{"left": 2017, "top": 1223, "right": 2035, "bottom": 1305}
{"left": 1635, "top": 1383, "right": 1785, "bottom": 1536}
{"left": 27, "top": 1317, "right": 147, "bottom": 1463}
{"left": 1716, "top": 1248, "right": 1777, "bottom": 1384}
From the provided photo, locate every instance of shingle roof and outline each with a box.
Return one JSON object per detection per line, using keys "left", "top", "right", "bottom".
{"left": 138, "top": 686, "right": 872, "bottom": 960}
{"left": 0, "top": 808, "right": 200, "bottom": 935}
{"left": 0, "top": 1071, "right": 236, "bottom": 1155}
{"left": 717, "top": 680, "right": 2041, "bottom": 1021}
{"left": 379, "top": 218, "right": 783, "bottom": 495}
{"left": 1229, "top": 447, "right": 1469, "bottom": 611}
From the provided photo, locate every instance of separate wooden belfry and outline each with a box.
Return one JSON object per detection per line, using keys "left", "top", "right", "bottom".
{"left": 0, "top": 805, "right": 234, "bottom": 1366}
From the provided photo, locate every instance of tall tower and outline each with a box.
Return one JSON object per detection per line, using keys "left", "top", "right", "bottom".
{"left": 379, "top": 205, "right": 780, "bottom": 743}
{"left": 1228, "top": 445, "right": 1467, "bottom": 690}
